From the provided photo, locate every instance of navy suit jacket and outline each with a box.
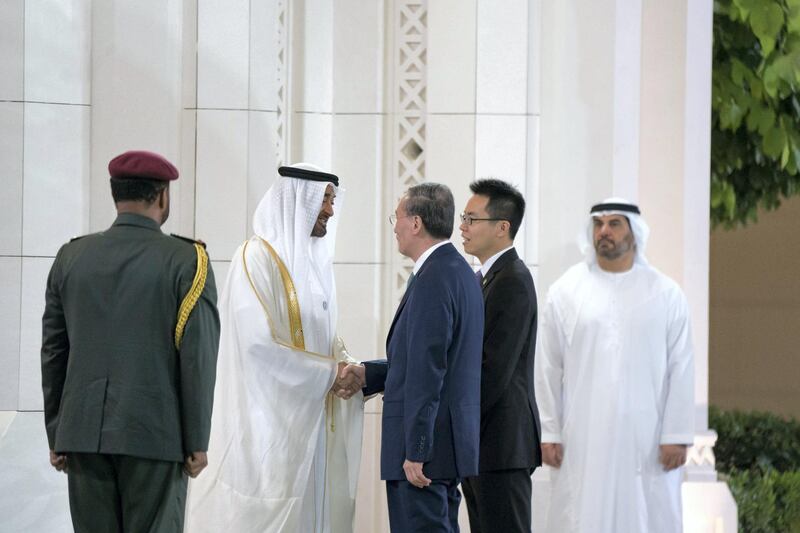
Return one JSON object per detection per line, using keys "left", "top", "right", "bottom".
{"left": 364, "top": 242, "right": 484, "bottom": 481}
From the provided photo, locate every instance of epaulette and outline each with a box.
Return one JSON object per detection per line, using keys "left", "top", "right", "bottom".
{"left": 171, "top": 233, "right": 207, "bottom": 249}
{"left": 69, "top": 231, "right": 102, "bottom": 242}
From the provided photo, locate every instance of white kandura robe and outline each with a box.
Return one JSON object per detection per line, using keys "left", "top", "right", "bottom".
{"left": 535, "top": 262, "right": 695, "bottom": 533}
{"left": 184, "top": 236, "right": 364, "bottom": 533}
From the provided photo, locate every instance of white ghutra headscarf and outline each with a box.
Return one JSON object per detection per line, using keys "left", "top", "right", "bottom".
{"left": 252, "top": 162, "right": 343, "bottom": 332}
{"left": 578, "top": 197, "right": 650, "bottom": 266}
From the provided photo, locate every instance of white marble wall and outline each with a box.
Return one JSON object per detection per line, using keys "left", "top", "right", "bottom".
{"left": 0, "top": 1, "right": 540, "bottom": 530}
{"left": 0, "top": 0, "right": 727, "bottom": 531}
{"left": 0, "top": 0, "right": 92, "bottom": 412}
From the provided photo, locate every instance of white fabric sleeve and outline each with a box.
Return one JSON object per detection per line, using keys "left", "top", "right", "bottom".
{"left": 660, "top": 291, "right": 696, "bottom": 444}
{"left": 333, "top": 335, "right": 359, "bottom": 364}
{"left": 329, "top": 333, "right": 364, "bottom": 501}
{"left": 534, "top": 295, "right": 566, "bottom": 443}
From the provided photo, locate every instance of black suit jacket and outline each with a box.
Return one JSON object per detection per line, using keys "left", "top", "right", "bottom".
{"left": 477, "top": 248, "right": 541, "bottom": 472}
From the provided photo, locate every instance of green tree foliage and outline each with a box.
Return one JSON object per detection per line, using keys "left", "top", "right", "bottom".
{"left": 712, "top": 0, "right": 800, "bottom": 227}
{"left": 727, "top": 469, "right": 800, "bottom": 533}
{"left": 710, "top": 406, "right": 800, "bottom": 532}
{"left": 709, "top": 406, "right": 800, "bottom": 473}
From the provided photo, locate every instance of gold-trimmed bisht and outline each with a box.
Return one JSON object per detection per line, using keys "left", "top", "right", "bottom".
{"left": 241, "top": 238, "right": 338, "bottom": 432}
{"left": 259, "top": 238, "right": 306, "bottom": 350}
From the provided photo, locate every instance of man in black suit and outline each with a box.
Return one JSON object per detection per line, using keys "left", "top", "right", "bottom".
{"left": 341, "top": 183, "right": 484, "bottom": 532}
{"left": 458, "top": 179, "right": 541, "bottom": 533}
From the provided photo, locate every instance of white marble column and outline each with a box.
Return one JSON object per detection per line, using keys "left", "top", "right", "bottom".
{"left": 193, "top": 0, "right": 280, "bottom": 286}
{"left": 473, "top": 0, "right": 540, "bottom": 270}
{"left": 3, "top": 0, "right": 93, "bottom": 412}
{"left": 1, "top": 2, "right": 91, "bottom": 527}
{"left": 0, "top": 0, "right": 25, "bottom": 411}
{"left": 89, "top": 0, "right": 187, "bottom": 234}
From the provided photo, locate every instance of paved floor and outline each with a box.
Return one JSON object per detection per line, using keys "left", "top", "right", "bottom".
{"left": 0, "top": 411, "right": 71, "bottom": 533}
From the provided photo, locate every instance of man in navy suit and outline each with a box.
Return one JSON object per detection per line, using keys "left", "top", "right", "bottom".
{"left": 342, "top": 183, "right": 483, "bottom": 532}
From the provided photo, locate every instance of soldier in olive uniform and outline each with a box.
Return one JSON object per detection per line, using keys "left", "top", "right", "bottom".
{"left": 40, "top": 150, "right": 221, "bottom": 533}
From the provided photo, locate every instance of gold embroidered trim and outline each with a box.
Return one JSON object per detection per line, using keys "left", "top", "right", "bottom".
{"left": 241, "top": 239, "right": 279, "bottom": 334}
{"left": 242, "top": 238, "right": 338, "bottom": 436}
{"left": 258, "top": 238, "right": 306, "bottom": 350}
{"left": 241, "top": 240, "right": 332, "bottom": 361}
{"left": 328, "top": 392, "right": 336, "bottom": 432}
{"left": 175, "top": 243, "right": 208, "bottom": 349}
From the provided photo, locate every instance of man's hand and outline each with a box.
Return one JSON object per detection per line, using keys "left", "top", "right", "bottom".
{"left": 659, "top": 444, "right": 688, "bottom": 471}
{"left": 403, "top": 460, "right": 431, "bottom": 488}
{"left": 541, "top": 442, "right": 563, "bottom": 468}
{"left": 184, "top": 451, "right": 208, "bottom": 478}
{"left": 332, "top": 362, "right": 365, "bottom": 399}
{"left": 49, "top": 450, "right": 67, "bottom": 473}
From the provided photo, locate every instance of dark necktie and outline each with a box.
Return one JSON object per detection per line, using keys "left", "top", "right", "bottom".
{"left": 406, "top": 272, "right": 416, "bottom": 291}
{"left": 476, "top": 270, "right": 483, "bottom": 286}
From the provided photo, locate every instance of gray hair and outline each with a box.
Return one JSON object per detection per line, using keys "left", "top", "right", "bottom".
{"left": 405, "top": 183, "right": 454, "bottom": 239}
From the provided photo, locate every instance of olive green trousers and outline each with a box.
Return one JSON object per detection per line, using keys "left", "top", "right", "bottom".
{"left": 66, "top": 453, "right": 187, "bottom": 533}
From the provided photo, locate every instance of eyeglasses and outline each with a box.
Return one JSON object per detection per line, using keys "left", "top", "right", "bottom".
{"left": 388, "top": 214, "right": 415, "bottom": 226}
{"left": 460, "top": 213, "right": 504, "bottom": 226}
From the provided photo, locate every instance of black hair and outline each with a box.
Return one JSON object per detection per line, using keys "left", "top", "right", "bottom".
{"left": 469, "top": 178, "right": 526, "bottom": 238}
{"left": 110, "top": 177, "right": 168, "bottom": 204}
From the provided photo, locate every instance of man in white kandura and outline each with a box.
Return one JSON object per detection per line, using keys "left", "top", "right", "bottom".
{"left": 185, "top": 164, "right": 365, "bottom": 533}
{"left": 534, "top": 198, "right": 695, "bottom": 533}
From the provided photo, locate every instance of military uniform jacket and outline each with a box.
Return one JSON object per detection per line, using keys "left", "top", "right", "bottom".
{"left": 41, "top": 213, "right": 220, "bottom": 463}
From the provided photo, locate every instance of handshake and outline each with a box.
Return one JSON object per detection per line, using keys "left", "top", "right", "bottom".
{"left": 331, "top": 362, "right": 366, "bottom": 399}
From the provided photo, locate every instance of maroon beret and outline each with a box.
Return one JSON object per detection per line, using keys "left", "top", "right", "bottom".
{"left": 108, "top": 150, "right": 179, "bottom": 181}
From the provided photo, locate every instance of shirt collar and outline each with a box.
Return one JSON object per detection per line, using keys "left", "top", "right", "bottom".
{"left": 112, "top": 213, "right": 162, "bottom": 232}
{"left": 413, "top": 240, "right": 450, "bottom": 275}
{"left": 480, "top": 245, "right": 514, "bottom": 277}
